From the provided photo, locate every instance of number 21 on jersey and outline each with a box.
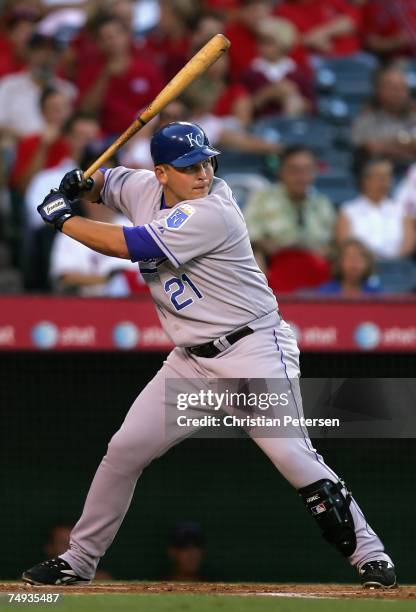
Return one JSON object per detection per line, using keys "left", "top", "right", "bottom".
{"left": 164, "top": 274, "right": 203, "bottom": 311}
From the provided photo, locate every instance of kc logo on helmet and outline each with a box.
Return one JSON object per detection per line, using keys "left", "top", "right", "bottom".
{"left": 186, "top": 132, "right": 204, "bottom": 148}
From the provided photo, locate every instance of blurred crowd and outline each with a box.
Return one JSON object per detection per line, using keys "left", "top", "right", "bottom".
{"left": 1, "top": 0, "right": 416, "bottom": 297}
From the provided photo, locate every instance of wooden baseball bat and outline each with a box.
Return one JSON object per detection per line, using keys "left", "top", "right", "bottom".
{"left": 84, "top": 33, "right": 231, "bottom": 179}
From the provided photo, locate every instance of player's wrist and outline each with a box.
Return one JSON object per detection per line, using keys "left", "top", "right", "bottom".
{"left": 55, "top": 213, "right": 76, "bottom": 232}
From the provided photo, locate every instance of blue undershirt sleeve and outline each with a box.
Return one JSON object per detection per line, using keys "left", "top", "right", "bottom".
{"left": 123, "top": 225, "right": 165, "bottom": 262}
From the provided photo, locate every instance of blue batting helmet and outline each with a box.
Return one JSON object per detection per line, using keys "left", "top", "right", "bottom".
{"left": 150, "top": 121, "right": 221, "bottom": 168}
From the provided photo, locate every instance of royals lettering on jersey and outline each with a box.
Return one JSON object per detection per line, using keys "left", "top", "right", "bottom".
{"left": 100, "top": 167, "right": 278, "bottom": 347}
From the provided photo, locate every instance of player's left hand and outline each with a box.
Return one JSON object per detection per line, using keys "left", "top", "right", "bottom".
{"left": 37, "top": 189, "right": 75, "bottom": 231}
{"left": 59, "top": 169, "right": 94, "bottom": 201}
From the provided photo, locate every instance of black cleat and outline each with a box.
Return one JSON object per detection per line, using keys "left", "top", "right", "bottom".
{"left": 359, "top": 560, "right": 397, "bottom": 589}
{"left": 22, "top": 557, "right": 90, "bottom": 586}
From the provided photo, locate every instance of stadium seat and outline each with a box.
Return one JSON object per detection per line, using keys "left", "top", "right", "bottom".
{"left": 216, "top": 151, "right": 269, "bottom": 177}
{"left": 315, "top": 56, "right": 378, "bottom": 102}
{"left": 251, "top": 117, "right": 336, "bottom": 156}
{"left": 315, "top": 169, "right": 357, "bottom": 205}
{"left": 375, "top": 259, "right": 416, "bottom": 293}
{"left": 318, "top": 96, "right": 364, "bottom": 124}
{"left": 319, "top": 148, "right": 353, "bottom": 171}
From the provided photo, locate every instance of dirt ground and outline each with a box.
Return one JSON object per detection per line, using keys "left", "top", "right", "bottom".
{"left": 1, "top": 582, "right": 415, "bottom": 600}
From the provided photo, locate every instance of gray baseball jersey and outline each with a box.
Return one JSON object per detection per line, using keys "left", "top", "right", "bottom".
{"left": 101, "top": 167, "right": 278, "bottom": 346}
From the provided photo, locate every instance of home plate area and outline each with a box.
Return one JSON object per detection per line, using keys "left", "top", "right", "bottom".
{"left": 1, "top": 582, "right": 415, "bottom": 599}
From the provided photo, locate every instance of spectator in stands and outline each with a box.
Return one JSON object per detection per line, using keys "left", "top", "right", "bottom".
{"left": 182, "top": 79, "right": 281, "bottom": 156}
{"left": 0, "top": 6, "right": 38, "bottom": 78}
{"left": 274, "top": 0, "right": 361, "bottom": 57}
{"left": 187, "top": 44, "right": 252, "bottom": 127}
{"left": 336, "top": 157, "right": 415, "bottom": 259}
{"left": 10, "top": 87, "right": 73, "bottom": 194}
{"left": 191, "top": 11, "right": 226, "bottom": 52}
{"left": 165, "top": 522, "right": 207, "bottom": 582}
{"left": 59, "top": 0, "right": 143, "bottom": 83}
{"left": 49, "top": 201, "right": 140, "bottom": 296}
{"left": 120, "top": 100, "right": 188, "bottom": 169}
{"left": 25, "top": 112, "right": 101, "bottom": 231}
{"left": 225, "top": 0, "right": 273, "bottom": 80}
{"left": 361, "top": 0, "right": 416, "bottom": 61}
{"left": 317, "top": 239, "right": 381, "bottom": 296}
{"left": 77, "top": 15, "right": 163, "bottom": 137}
{"left": 0, "top": 32, "right": 76, "bottom": 140}
{"left": 144, "top": 0, "right": 198, "bottom": 81}
{"left": 241, "top": 17, "right": 312, "bottom": 118}
{"left": 245, "top": 145, "right": 335, "bottom": 272}
{"left": 43, "top": 523, "right": 112, "bottom": 580}
{"left": 352, "top": 66, "right": 416, "bottom": 171}
{"left": 23, "top": 114, "right": 101, "bottom": 291}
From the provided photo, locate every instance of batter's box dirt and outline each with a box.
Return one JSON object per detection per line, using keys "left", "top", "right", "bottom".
{"left": 1, "top": 582, "right": 415, "bottom": 599}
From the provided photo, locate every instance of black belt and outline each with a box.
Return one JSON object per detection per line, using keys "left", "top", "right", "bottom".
{"left": 187, "top": 326, "right": 254, "bottom": 358}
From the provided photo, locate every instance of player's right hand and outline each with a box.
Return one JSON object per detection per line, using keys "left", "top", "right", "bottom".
{"left": 37, "top": 189, "right": 75, "bottom": 231}
{"left": 59, "top": 169, "right": 94, "bottom": 201}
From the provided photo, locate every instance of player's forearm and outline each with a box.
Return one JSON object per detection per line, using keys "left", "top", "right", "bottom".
{"left": 62, "top": 217, "right": 130, "bottom": 258}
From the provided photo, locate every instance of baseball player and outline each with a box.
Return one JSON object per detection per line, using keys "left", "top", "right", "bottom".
{"left": 22, "top": 122, "right": 396, "bottom": 589}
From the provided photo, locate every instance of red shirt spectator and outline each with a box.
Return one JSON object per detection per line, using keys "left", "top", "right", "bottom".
{"left": 225, "top": 0, "right": 272, "bottom": 80}
{"left": 213, "top": 83, "right": 250, "bottom": 117}
{"left": 241, "top": 17, "right": 313, "bottom": 118}
{"left": 274, "top": 0, "right": 361, "bottom": 57}
{"left": 143, "top": 32, "right": 190, "bottom": 83}
{"left": 77, "top": 17, "right": 163, "bottom": 136}
{"left": 11, "top": 135, "right": 69, "bottom": 188}
{"left": 143, "top": 0, "right": 197, "bottom": 81}
{"left": 361, "top": 0, "right": 416, "bottom": 58}
{"left": 10, "top": 87, "right": 72, "bottom": 192}
{"left": 225, "top": 20, "right": 259, "bottom": 81}
{"left": 0, "top": 10, "right": 38, "bottom": 78}
{"left": 77, "top": 58, "right": 163, "bottom": 136}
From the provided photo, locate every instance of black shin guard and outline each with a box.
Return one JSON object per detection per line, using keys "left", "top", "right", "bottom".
{"left": 298, "top": 479, "right": 357, "bottom": 557}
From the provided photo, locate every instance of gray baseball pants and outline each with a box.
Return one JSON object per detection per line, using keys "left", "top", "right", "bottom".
{"left": 61, "top": 313, "right": 392, "bottom": 579}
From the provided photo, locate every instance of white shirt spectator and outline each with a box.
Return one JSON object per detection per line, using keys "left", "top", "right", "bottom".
{"left": 0, "top": 72, "right": 76, "bottom": 137}
{"left": 50, "top": 214, "right": 139, "bottom": 296}
{"left": 340, "top": 196, "right": 405, "bottom": 259}
{"left": 395, "top": 164, "right": 416, "bottom": 219}
{"left": 38, "top": 1, "right": 87, "bottom": 37}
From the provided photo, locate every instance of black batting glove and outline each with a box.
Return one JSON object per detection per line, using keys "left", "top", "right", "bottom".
{"left": 37, "top": 189, "right": 75, "bottom": 231}
{"left": 59, "top": 168, "right": 94, "bottom": 200}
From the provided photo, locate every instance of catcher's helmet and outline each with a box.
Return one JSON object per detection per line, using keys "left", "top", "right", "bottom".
{"left": 150, "top": 121, "right": 220, "bottom": 169}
